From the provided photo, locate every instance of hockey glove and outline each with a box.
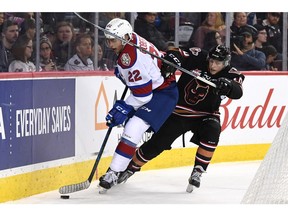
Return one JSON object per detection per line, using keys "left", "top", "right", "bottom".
{"left": 106, "top": 100, "right": 135, "bottom": 127}
{"left": 161, "top": 49, "right": 183, "bottom": 78}
{"left": 214, "top": 77, "right": 233, "bottom": 96}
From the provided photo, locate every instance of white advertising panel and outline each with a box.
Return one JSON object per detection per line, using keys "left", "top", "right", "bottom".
{"left": 75, "top": 72, "right": 288, "bottom": 154}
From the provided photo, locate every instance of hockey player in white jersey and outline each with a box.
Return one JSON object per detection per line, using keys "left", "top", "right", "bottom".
{"left": 98, "top": 18, "right": 179, "bottom": 192}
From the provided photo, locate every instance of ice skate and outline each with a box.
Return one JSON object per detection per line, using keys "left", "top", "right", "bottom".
{"left": 186, "top": 165, "right": 205, "bottom": 193}
{"left": 117, "top": 169, "right": 135, "bottom": 184}
{"left": 117, "top": 160, "right": 141, "bottom": 184}
{"left": 98, "top": 168, "right": 120, "bottom": 194}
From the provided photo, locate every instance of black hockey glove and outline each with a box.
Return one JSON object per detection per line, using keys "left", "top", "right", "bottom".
{"left": 214, "top": 77, "right": 233, "bottom": 96}
{"left": 161, "top": 49, "right": 183, "bottom": 78}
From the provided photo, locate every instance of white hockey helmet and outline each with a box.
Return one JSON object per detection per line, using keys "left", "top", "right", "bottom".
{"left": 104, "top": 18, "right": 133, "bottom": 43}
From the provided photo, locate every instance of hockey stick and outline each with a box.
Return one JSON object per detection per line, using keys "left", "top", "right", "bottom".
{"left": 74, "top": 12, "right": 216, "bottom": 88}
{"left": 59, "top": 86, "right": 129, "bottom": 194}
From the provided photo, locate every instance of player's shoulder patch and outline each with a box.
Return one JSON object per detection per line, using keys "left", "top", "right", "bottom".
{"left": 120, "top": 53, "right": 131, "bottom": 66}
{"left": 228, "top": 67, "right": 242, "bottom": 75}
{"left": 118, "top": 46, "right": 137, "bottom": 68}
{"left": 188, "top": 47, "right": 202, "bottom": 56}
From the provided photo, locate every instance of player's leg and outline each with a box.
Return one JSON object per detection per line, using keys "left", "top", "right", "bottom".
{"left": 118, "top": 114, "right": 187, "bottom": 183}
{"left": 117, "top": 83, "right": 179, "bottom": 184}
{"left": 99, "top": 116, "right": 150, "bottom": 189}
{"left": 187, "top": 116, "right": 221, "bottom": 192}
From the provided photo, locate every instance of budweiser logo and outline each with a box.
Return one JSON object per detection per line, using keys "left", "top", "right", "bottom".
{"left": 220, "top": 89, "right": 286, "bottom": 131}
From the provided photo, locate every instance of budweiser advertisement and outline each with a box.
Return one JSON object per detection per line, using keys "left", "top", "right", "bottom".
{"left": 219, "top": 72, "right": 288, "bottom": 146}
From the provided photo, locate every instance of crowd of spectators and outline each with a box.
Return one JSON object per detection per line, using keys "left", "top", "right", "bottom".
{"left": 0, "top": 12, "right": 286, "bottom": 72}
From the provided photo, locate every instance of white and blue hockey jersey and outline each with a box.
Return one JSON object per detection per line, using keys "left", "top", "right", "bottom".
{"left": 115, "top": 32, "right": 166, "bottom": 110}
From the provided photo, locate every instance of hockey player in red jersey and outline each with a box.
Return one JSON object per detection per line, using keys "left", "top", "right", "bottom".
{"left": 118, "top": 45, "right": 245, "bottom": 193}
{"left": 98, "top": 18, "right": 179, "bottom": 192}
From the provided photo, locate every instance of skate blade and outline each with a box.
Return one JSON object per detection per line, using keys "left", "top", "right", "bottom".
{"left": 186, "top": 184, "right": 194, "bottom": 193}
{"left": 97, "top": 185, "right": 108, "bottom": 194}
{"left": 99, "top": 188, "right": 108, "bottom": 194}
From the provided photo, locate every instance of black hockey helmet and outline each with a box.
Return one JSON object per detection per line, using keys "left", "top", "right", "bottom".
{"left": 208, "top": 45, "right": 231, "bottom": 66}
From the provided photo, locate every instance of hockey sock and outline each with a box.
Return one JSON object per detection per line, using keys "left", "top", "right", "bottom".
{"left": 127, "top": 160, "right": 141, "bottom": 173}
{"left": 130, "top": 147, "right": 150, "bottom": 169}
{"left": 194, "top": 152, "right": 212, "bottom": 171}
{"left": 110, "top": 137, "right": 137, "bottom": 171}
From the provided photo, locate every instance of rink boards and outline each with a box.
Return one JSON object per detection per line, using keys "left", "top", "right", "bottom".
{"left": 0, "top": 71, "right": 287, "bottom": 202}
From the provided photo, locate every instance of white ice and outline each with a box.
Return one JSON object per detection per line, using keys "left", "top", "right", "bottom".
{"left": 3, "top": 161, "right": 286, "bottom": 216}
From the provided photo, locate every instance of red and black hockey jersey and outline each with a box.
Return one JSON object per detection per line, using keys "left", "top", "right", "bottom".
{"left": 174, "top": 47, "right": 245, "bottom": 118}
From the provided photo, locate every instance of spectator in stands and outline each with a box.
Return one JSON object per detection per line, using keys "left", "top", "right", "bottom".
{"left": 0, "top": 20, "right": 19, "bottom": 72}
{"left": 262, "top": 13, "right": 282, "bottom": 54}
{"left": 190, "top": 12, "right": 226, "bottom": 49}
{"left": 153, "top": 12, "right": 175, "bottom": 41}
{"left": 42, "top": 25, "right": 56, "bottom": 45}
{"left": 20, "top": 18, "right": 37, "bottom": 62}
{"left": 101, "top": 43, "right": 118, "bottom": 70}
{"left": 262, "top": 45, "right": 279, "bottom": 71}
{"left": 230, "top": 25, "right": 266, "bottom": 71}
{"left": 53, "top": 21, "right": 75, "bottom": 71}
{"left": 202, "top": 30, "right": 223, "bottom": 52}
{"left": 8, "top": 34, "right": 36, "bottom": 72}
{"left": 246, "top": 12, "right": 257, "bottom": 25}
{"left": 134, "top": 12, "right": 168, "bottom": 51}
{"left": 64, "top": 34, "right": 94, "bottom": 71}
{"left": 99, "top": 12, "right": 125, "bottom": 28}
{"left": 253, "top": 23, "right": 282, "bottom": 70}
{"left": 40, "top": 36, "right": 57, "bottom": 71}
{"left": 0, "top": 13, "right": 5, "bottom": 33}
{"left": 253, "top": 24, "right": 267, "bottom": 54}
{"left": 6, "top": 13, "right": 25, "bottom": 26}
{"left": 94, "top": 43, "right": 114, "bottom": 71}
{"left": 230, "top": 12, "right": 249, "bottom": 35}
{"left": 20, "top": 18, "right": 36, "bottom": 40}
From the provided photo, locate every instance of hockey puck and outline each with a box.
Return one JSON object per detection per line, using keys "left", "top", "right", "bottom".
{"left": 60, "top": 195, "right": 70, "bottom": 199}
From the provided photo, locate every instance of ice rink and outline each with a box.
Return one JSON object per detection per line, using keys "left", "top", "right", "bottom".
{"left": 4, "top": 161, "right": 286, "bottom": 216}
{"left": 8, "top": 161, "right": 261, "bottom": 204}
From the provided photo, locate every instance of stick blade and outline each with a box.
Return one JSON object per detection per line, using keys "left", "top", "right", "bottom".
{"left": 59, "top": 180, "right": 90, "bottom": 194}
